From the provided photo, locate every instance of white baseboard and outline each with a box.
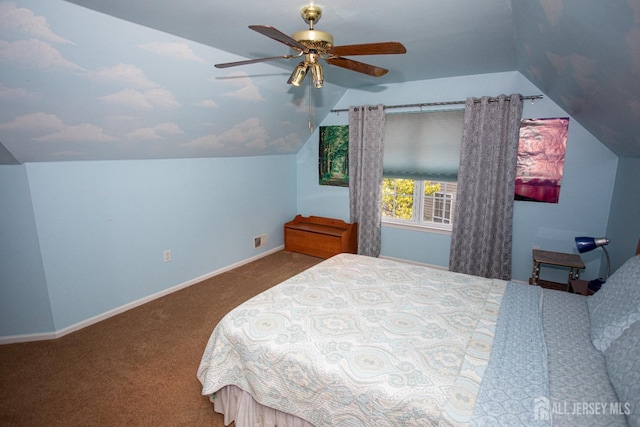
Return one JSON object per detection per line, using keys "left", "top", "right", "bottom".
{"left": 0, "top": 246, "right": 284, "bottom": 345}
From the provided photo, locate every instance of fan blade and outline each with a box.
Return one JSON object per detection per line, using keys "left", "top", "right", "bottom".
{"left": 249, "top": 25, "right": 309, "bottom": 52}
{"left": 329, "top": 42, "right": 406, "bottom": 57}
{"left": 215, "top": 54, "right": 299, "bottom": 69}
{"left": 326, "top": 57, "right": 388, "bottom": 77}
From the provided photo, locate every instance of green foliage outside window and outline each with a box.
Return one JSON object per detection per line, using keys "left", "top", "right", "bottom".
{"left": 424, "top": 181, "right": 441, "bottom": 196}
{"left": 382, "top": 178, "right": 443, "bottom": 220}
{"left": 382, "top": 178, "right": 413, "bottom": 219}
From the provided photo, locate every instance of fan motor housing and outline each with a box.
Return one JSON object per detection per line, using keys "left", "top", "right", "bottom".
{"left": 292, "top": 30, "right": 334, "bottom": 51}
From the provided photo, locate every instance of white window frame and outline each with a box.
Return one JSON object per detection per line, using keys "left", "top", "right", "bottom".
{"left": 382, "top": 179, "right": 456, "bottom": 235}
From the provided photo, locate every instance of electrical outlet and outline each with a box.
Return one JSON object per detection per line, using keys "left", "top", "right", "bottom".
{"left": 253, "top": 234, "right": 267, "bottom": 249}
{"left": 163, "top": 249, "right": 172, "bottom": 262}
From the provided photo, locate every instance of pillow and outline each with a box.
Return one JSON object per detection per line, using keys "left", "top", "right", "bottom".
{"left": 604, "top": 321, "right": 640, "bottom": 427}
{"left": 587, "top": 255, "right": 640, "bottom": 352}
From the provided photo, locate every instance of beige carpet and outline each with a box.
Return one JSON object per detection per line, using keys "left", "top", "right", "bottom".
{"left": 0, "top": 250, "right": 322, "bottom": 426}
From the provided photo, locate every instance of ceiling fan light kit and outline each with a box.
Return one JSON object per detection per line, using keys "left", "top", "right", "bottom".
{"left": 215, "top": 4, "right": 407, "bottom": 88}
{"left": 288, "top": 62, "right": 308, "bottom": 86}
{"left": 310, "top": 63, "right": 324, "bottom": 88}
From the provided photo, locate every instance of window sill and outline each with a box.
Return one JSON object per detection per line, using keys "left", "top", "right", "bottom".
{"left": 382, "top": 220, "right": 452, "bottom": 235}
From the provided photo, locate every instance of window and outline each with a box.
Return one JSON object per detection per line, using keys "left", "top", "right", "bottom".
{"left": 381, "top": 109, "right": 464, "bottom": 233}
{"left": 382, "top": 179, "right": 457, "bottom": 232}
{"left": 423, "top": 181, "right": 457, "bottom": 224}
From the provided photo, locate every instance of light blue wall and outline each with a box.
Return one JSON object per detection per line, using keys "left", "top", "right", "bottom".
{"left": 2, "top": 155, "right": 296, "bottom": 337}
{"left": 606, "top": 157, "right": 640, "bottom": 272}
{"left": 0, "top": 165, "right": 53, "bottom": 336}
{"left": 297, "top": 71, "right": 619, "bottom": 283}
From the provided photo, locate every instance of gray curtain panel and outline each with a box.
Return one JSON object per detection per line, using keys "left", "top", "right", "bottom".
{"left": 449, "top": 94, "right": 523, "bottom": 279}
{"left": 349, "top": 104, "right": 386, "bottom": 257}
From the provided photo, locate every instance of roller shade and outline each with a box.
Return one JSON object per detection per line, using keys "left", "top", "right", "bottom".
{"left": 383, "top": 110, "right": 464, "bottom": 181}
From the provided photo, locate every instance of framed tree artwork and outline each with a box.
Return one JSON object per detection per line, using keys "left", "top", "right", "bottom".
{"left": 319, "top": 125, "right": 349, "bottom": 187}
{"left": 515, "top": 117, "right": 569, "bottom": 203}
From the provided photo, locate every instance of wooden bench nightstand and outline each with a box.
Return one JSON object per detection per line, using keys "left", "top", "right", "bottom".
{"left": 529, "top": 249, "right": 585, "bottom": 292}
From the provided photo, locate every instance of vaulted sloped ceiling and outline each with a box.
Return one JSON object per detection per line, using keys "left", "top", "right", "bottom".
{"left": 0, "top": 0, "right": 638, "bottom": 164}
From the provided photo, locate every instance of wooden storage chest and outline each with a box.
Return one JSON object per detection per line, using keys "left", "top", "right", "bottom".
{"left": 284, "top": 215, "right": 358, "bottom": 259}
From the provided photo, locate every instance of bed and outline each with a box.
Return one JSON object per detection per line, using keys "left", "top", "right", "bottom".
{"left": 198, "top": 251, "right": 640, "bottom": 426}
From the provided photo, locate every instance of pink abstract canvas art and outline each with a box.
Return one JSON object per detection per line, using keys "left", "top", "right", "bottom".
{"left": 515, "top": 118, "right": 569, "bottom": 203}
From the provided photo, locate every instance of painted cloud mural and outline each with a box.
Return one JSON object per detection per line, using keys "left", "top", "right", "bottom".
{"left": 0, "top": 0, "right": 344, "bottom": 163}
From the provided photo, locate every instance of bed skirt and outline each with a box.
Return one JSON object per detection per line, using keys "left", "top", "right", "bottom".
{"left": 213, "top": 385, "right": 315, "bottom": 427}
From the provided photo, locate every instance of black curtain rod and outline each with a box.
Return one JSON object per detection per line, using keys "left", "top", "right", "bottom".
{"left": 330, "top": 95, "right": 544, "bottom": 113}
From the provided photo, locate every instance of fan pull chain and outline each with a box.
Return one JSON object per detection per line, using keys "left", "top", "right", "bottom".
{"left": 308, "top": 79, "right": 313, "bottom": 132}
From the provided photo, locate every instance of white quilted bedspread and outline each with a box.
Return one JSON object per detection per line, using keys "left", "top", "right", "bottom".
{"left": 198, "top": 254, "right": 506, "bottom": 426}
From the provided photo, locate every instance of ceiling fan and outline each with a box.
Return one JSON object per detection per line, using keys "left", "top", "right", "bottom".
{"left": 214, "top": 4, "right": 407, "bottom": 88}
